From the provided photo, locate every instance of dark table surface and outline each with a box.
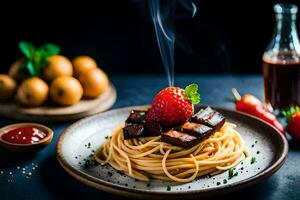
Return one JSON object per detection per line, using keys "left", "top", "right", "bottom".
{"left": 0, "top": 75, "right": 299, "bottom": 200}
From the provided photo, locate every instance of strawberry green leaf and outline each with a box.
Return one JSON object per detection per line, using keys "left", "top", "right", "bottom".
{"left": 282, "top": 105, "right": 300, "bottom": 122}
{"left": 19, "top": 41, "right": 35, "bottom": 58}
{"left": 185, "top": 83, "right": 200, "bottom": 104}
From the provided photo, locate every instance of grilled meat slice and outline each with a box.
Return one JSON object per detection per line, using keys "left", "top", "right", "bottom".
{"left": 175, "top": 122, "right": 213, "bottom": 138}
{"left": 190, "top": 107, "right": 225, "bottom": 130}
{"left": 123, "top": 124, "right": 144, "bottom": 139}
{"left": 206, "top": 111, "right": 226, "bottom": 131}
{"left": 190, "top": 107, "right": 215, "bottom": 124}
{"left": 161, "top": 130, "right": 200, "bottom": 148}
{"left": 125, "top": 110, "right": 147, "bottom": 124}
{"left": 144, "top": 123, "right": 162, "bottom": 136}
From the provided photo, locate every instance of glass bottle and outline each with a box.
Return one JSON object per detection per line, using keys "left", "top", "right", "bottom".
{"left": 263, "top": 3, "right": 300, "bottom": 109}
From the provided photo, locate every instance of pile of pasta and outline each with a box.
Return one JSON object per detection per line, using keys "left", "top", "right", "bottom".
{"left": 95, "top": 122, "right": 248, "bottom": 183}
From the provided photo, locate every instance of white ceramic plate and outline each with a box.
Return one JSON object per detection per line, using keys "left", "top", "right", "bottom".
{"left": 56, "top": 105, "right": 288, "bottom": 199}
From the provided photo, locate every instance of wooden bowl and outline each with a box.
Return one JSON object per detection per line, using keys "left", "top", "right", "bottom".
{"left": 0, "top": 123, "right": 53, "bottom": 153}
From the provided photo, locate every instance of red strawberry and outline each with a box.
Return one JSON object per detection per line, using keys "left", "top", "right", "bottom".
{"left": 146, "top": 83, "right": 200, "bottom": 127}
{"left": 282, "top": 106, "right": 300, "bottom": 141}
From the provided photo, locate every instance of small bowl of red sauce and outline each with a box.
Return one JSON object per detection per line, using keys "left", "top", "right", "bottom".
{"left": 0, "top": 123, "right": 53, "bottom": 152}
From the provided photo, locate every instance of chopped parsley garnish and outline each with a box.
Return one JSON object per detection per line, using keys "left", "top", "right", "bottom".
{"left": 255, "top": 141, "right": 258, "bottom": 144}
{"left": 251, "top": 157, "right": 256, "bottom": 164}
{"left": 228, "top": 168, "right": 238, "bottom": 179}
{"left": 167, "top": 185, "right": 171, "bottom": 191}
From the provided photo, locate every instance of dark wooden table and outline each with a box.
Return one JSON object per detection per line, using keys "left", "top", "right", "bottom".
{"left": 0, "top": 75, "right": 299, "bottom": 200}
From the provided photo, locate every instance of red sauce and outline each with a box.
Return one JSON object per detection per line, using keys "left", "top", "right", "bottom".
{"left": 1, "top": 126, "right": 47, "bottom": 144}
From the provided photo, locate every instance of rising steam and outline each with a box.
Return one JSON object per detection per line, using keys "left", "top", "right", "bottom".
{"left": 149, "top": 0, "right": 197, "bottom": 86}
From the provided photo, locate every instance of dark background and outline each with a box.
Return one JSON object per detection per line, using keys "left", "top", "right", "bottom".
{"left": 1, "top": 0, "right": 300, "bottom": 75}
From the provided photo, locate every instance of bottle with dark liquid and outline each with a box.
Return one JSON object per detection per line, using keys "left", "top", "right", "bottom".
{"left": 263, "top": 4, "right": 300, "bottom": 109}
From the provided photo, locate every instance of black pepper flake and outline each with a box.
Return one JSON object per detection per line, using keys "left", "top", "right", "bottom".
{"left": 251, "top": 144, "right": 254, "bottom": 148}
{"left": 167, "top": 185, "right": 171, "bottom": 191}
{"left": 240, "top": 167, "right": 244, "bottom": 170}
{"left": 147, "top": 183, "right": 150, "bottom": 187}
{"left": 107, "top": 172, "right": 113, "bottom": 177}
{"left": 223, "top": 179, "right": 227, "bottom": 184}
{"left": 125, "top": 184, "right": 128, "bottom": 186}
{"left": 133, "top": 186, "right": 136, "bottom": 188}
{"left": 188, "top": 186, "right": 191, "bottom": 189}
{"left": 75, "top": 156, "right": 78, "bottom": 159}
{"left": 256, "top": 151, "right": 260, "bottom": 154}
{"left": 105, "top": 136, "right": 109, "bottom": 139}
{"left": 216, "top": 182, "right": 221, "bottom": 186}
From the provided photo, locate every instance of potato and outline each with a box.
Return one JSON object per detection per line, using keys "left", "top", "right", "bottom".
{"left": 79, "top": 68, "right": 109, "bottom": 98}
{"left": 8, "top": 58, "right": 28, "bottom": 82}
{"left": 50, "top": 76, "right": 83, "bottom": 106}
{"left": 0, "top": 74, "right": 17, "bottom": 102}
{"left": 17, "top": 77, "right": 49, "bottom": 106}
{"left": 72, "top": 56, "right": 97, "bottom": 77}
{"left": 43, "top": 55, "right": 73, "bottom": 82}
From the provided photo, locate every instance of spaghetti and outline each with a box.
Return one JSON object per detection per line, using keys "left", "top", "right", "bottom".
{"left": 94, "top": 122, "right": 247, "bottom": 183}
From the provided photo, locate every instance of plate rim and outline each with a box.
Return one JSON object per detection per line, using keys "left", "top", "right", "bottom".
{"left": 56, "top": 105, "right": 288, "bottom": 198}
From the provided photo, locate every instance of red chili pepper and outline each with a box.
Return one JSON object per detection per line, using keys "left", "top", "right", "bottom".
{"left": 232, "top": 88, "right": 285, "bottom": 134}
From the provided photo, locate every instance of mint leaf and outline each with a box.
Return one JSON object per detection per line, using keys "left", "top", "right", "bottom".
{"left": 39, "top": 43, "right": 61, "bottom": 57}
{"left": 185, "top": 83, "right": 200, "bottom": 104}
{"left": 19, "top": 41, "right": 35, "bottom": 58}
{"left": 18, "top": 41, "right": 60, "bottom": 77}
{"left": 26, "top": 60, "right": 38, "bottom": 76}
